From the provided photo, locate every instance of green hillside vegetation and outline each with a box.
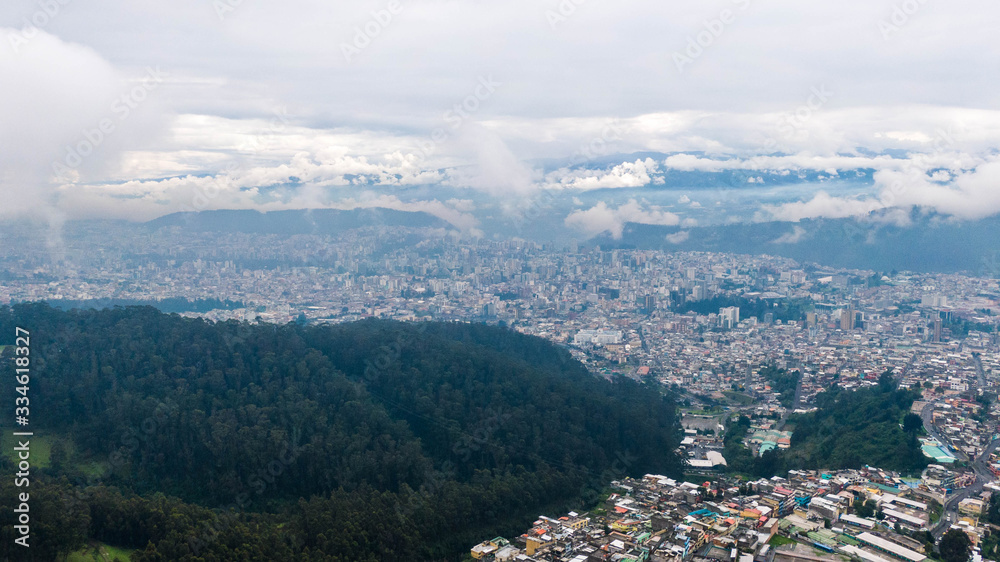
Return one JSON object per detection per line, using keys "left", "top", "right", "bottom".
{"left": 785, "top": 372, "right": 928, "bottom": 472}
{"left": 725, "top": 371, "right": 927, "bottom": 476}
{"left": 43, "top": 297, "right": 246, "bottom": 314}
{"left": 0, "top": 304, "right": 683, "bottom": 561}
{"left": 760, "top": 365, "right": 800, "bottom": 408}
{"left": 68, "top": 541, "right": 136, "bottom": 562}
{"left": 2, "top": 433, "right": 56, "bottom": 469}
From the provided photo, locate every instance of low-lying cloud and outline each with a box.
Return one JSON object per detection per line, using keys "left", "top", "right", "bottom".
{"left": 565, "top": 199, "right": 682, "bottom": 239}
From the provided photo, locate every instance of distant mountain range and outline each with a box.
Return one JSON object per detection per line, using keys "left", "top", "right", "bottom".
{"left": 593, "top": 211, "right": 1000, "bottom": 274}
{"left": 146, "top": 208, "right": 449, "bottom": 234}
{"left": 125, "top": 206, "right": 1000, "bottom": 275}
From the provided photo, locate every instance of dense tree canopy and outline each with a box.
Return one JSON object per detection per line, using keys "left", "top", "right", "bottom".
{"left": 940, "top": 529, "right": 972, "bottom": 562}
{"left": 782, "top": 371, "right": 928, "bottom": 473}
{"left": 760, "top": 365, "right": 800, "bottom": 408}
{"left": 0, "top": 304, "right": 683, "bottom": 560}
{"left": 723, "top": 370, "right": 927, "bottom": 476}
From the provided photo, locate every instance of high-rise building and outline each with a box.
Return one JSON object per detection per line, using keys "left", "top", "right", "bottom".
{"left": 922, "top": 295, "right": 948, "bottom": 307}
{"left": 692, "top": 285, "right": 706, "bottom": 301}
{"left": 806, "top": 312, "right": 817, "bottom": 327}
{"left": 720, "top": 307, "right": 740, "bottom": 329}
{"left": 840, "top": 305, "right": 855, "bottom": 331}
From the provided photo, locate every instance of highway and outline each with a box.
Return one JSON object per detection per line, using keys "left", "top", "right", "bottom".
{"left": 930, "top": 436, "right": 1000, "bottom": 541}
{"left": 927, "top": 355, "right": 996, "bottom": 541}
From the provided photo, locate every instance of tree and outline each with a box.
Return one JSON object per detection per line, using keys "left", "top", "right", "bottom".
{"left": 903, "top": 413, "right": 924, "bottom": 433}
{"left": 854, "top": 499, "right": 875, "bottom": 519}
{"left": 879, "top": 369, "right": 898, "bottom": 393}
{"left": 986, "top": 493, "right": 1000, "bottom": 525}
{"left": 939, "top": 529, "right": 972, "bottom": 562}
{"left": 49, "top": 439, "right": 69, "bottom": 471}
{"left": 0, "top": 304, "right": 688, "bottom": 561}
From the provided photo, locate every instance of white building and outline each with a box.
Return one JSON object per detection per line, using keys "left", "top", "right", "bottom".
{"left": 574, "top": 329, "right": 623, "bottom": 346}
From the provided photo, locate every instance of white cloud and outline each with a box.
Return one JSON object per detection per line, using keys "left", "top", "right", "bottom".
{"left": 543, "top": 158, "right": 660, "bottom": 190}
{"left": 875, "top": 159, "right": 1000, "bottom": 220}
{"left": 761, "top": 191, "right": 884, "bottom": 222}
{"left": 4, "top": 1, "right": 1000, "bottom": 226}
{"left": 666, "top": 230, "right": 690, "bottom": 244}
{"left": 564, "top": 199, "right": 681, "bottom": 239}
{"left": 761, "top": 158, "right": 1000, "bottom": 222}
{"left": 0, "top": 29, "right": 168, "bottom": 219}
{"left": 771, "top": 225, "right": 809, "bottom": 244}
{"left": 443, "top": 125, "right": 538, "bottom": 197}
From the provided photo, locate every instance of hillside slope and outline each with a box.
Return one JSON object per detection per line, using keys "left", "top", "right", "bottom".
{"left": 0, "top": 304, "right": 683, "bottom": 561}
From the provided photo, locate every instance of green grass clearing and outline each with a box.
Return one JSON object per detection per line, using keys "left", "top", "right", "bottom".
{"left": 1, "top": 433, "right": 107, "bottom": 477}
{"left": 68, "top": 541, "right": 135, "bottom": 561}
{"left": 769, "top": 534, "right": 797, "bottom": 546}
{"left": 2, "top": 432, "right": 55, "bottom": 468}
{"left": 722, "top": 391, "right": 755, "bottom": 405}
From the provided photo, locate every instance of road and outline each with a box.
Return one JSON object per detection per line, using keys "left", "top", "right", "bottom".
{"left": 926, "top": 356, "right": 998, "bottom": 541}
{"left": 926, "top": 355, "right": 997, "bottom": 541}
{"left": 921, "top": 402, "right": 965, "bottom": 461}
{"left": 974, "top": 352, "right": 988, "bottom": 390}
{"left": 775, "top": 373, "right": 803, "bottom": 432}
{"left": 745, "top": 363, "right": 754, "bottom": 398}
{"left": 930, "top": 437, "right": 1000, "bottom": 540}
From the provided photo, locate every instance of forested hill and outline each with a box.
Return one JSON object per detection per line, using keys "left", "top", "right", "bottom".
{"left": 783, "top": 373, "right": 929, "bottom": 472}
{"left": 724, "top": 371, "right": 928, "bottom": 478}
{"left": 0, "top": 304, "right": 683, "bottom": 561}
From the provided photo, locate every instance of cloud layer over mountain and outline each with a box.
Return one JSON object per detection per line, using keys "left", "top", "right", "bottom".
{"left": 1, "top": 0, "right": 999, "bottom": 237}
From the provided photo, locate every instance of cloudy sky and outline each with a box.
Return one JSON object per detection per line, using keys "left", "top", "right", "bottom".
{"left": 2, "top": 0, "right": 999, "bottom": 236}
